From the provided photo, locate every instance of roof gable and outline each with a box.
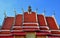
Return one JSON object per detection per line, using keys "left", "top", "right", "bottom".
{"left": 46, "top": 17, "right": 59, "bottom": 30}
{"left": 38, "top": 14, "right": 47, "bottom": 26}
{"left": 24, "top": 12, "right": 37, "bottom": 23}
{"left": 2, "top": 17, "right": 14, "bottom": 30}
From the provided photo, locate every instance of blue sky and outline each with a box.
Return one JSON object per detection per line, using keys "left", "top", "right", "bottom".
{"left": 0, "top": 0, "right": 60, "bottom": 26}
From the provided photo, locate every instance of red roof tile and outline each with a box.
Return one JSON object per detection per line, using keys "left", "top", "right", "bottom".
{"left": 0, "top": 17, "right": 14, "bottom": 35}
{"left": 40, "top": 28, "right": 49, "bottom": 30}
{"left": 23, "top": 24, "right": 39, "bottom": 31}
{"left": 2, "top": 17, "right": 14, "bottom": 30}
{"left": 0, "top": 36, "right": 13, "bottom": 38}
{"left": 12, "top": 27, "right": 23, "bottom": 32}
{"left": 0, "top": 11, "right": 60, "bottom": 36}
{"left": 12, "top": 27, "right": 26, "bottom": 35}
{"left": 13, "top": 28, "right": 22, "bottom": 30}
{"left": 38, "top": 14, "right": 47, "bottom": 26}
{"left": 0, "top": 31, "right": 11, "bottom": 34}
{"left": 11, "top": 14, "right": 24, "bottom": 36}
{"left": 15, "top": 14, "right": 22, "bottom": 26}
{"left": 11, "top": 14, "right": 23, "bottom": 35}
{"left": 12, "top": 26, "right": 23, "bottom": 32}
{"left": 12, "top": 27, "right": 25, "bottom": 35}
{"left": 38, "top": 14, "right": 49, "bottom": 30}
{"left": 36, "top": 31, "right": 51, "bottom": 36}
{"left": 24, "top": 12, "right": 37, "bottom": 23}
{"left": 46, "top": 17, "right": 59, "bottom": 30}
{"left": 23, "top": 12, "right": 39, "bottom": 31}
{"left": 48, "top": 36, "right": 60, "bottom": 38}
{"left": 51, "top": 30, "right": 60, "bottom": 34}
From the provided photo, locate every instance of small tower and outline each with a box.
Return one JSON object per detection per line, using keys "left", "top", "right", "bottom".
{"left": 28, "top": 6, "right": 32, "bottom": 14}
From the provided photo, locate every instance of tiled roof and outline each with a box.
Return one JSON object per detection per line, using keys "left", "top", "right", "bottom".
{"left": 0, "top": 17, "right": 14, "bottom": 36}
{"left": 15, "top": 14, "right": 22, "bottom": 26}
{"left": 38, "top": 14, "right": 49, "bottom": 30}
{"left": 23, "top": 12, "right": 39, "bottom": 31}
{"left": 24, "top": 12, "right": 37, "bottom": 23}
{"left": 46, "top": 16, "right": 60, "bottom": 36}
{"left": 46, "top": 17, "right": 59, "bottom": 30}
{"left": 38, "top": 14, "right": 47, "bottom": 26}
{"left": 2, "top": 17, "right": 14, "bottom": 30}
{"left": 0, "top": 12, "right": 60, "bottom": 36}
{"left": 12, "top": 14, "right": 26, "bottom": 35}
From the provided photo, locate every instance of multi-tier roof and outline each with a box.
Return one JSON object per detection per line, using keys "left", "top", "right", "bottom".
{"left": 0, "top": 6, "right": 60, "bottom": 38}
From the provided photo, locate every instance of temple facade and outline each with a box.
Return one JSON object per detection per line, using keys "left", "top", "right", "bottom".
{"left": 0, "top": 6, "right": 60, "bottom": 38}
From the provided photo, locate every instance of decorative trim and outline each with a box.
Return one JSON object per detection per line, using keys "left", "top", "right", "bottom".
{"left": 40, "top": 30, "right": 60, "bottom": 32}
{"left": 42, "top": 13, "right": 47, "bottom": 25}
{"left": 50, "top": 34, "right": 60, "bottom": 36}
{"left": 50, "top": 30, "right": 60, "bottom": 32}
{"left": 40, "top": 26, "right": 49, "bottom": 29}
{"left": 40, "top": 30, "right": 51, "bottom": 32}
{"left": 0, "top": 34, "right": 12, "bottom": 36}
{"left": 35, "top": 11, "right": 39, "bottom": 29}
{"left": 35, "top": 12, "right": 38, "bottom": 22}
{"left": 22, "top": 26, "right": 39, "bottom": 28}
{"left": 0, "top": 30, "right": 10, "bottom": 31}
{"left": 13, "top": 26, "right": 22, "bottom": 28}
{"left": 11, "top": 30, "right": 23, "bottom": 32}
{"left": 23, "top": 23, "right": 39, "bottom": 25}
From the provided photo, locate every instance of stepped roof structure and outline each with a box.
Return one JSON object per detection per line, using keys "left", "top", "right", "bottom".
{"left": 0, "top": 6, "right": 60, "bottom": 38}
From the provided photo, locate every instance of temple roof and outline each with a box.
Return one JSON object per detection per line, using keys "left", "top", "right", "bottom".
{"left": 0, "top": 12, "right": 60, "bottom": 36}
